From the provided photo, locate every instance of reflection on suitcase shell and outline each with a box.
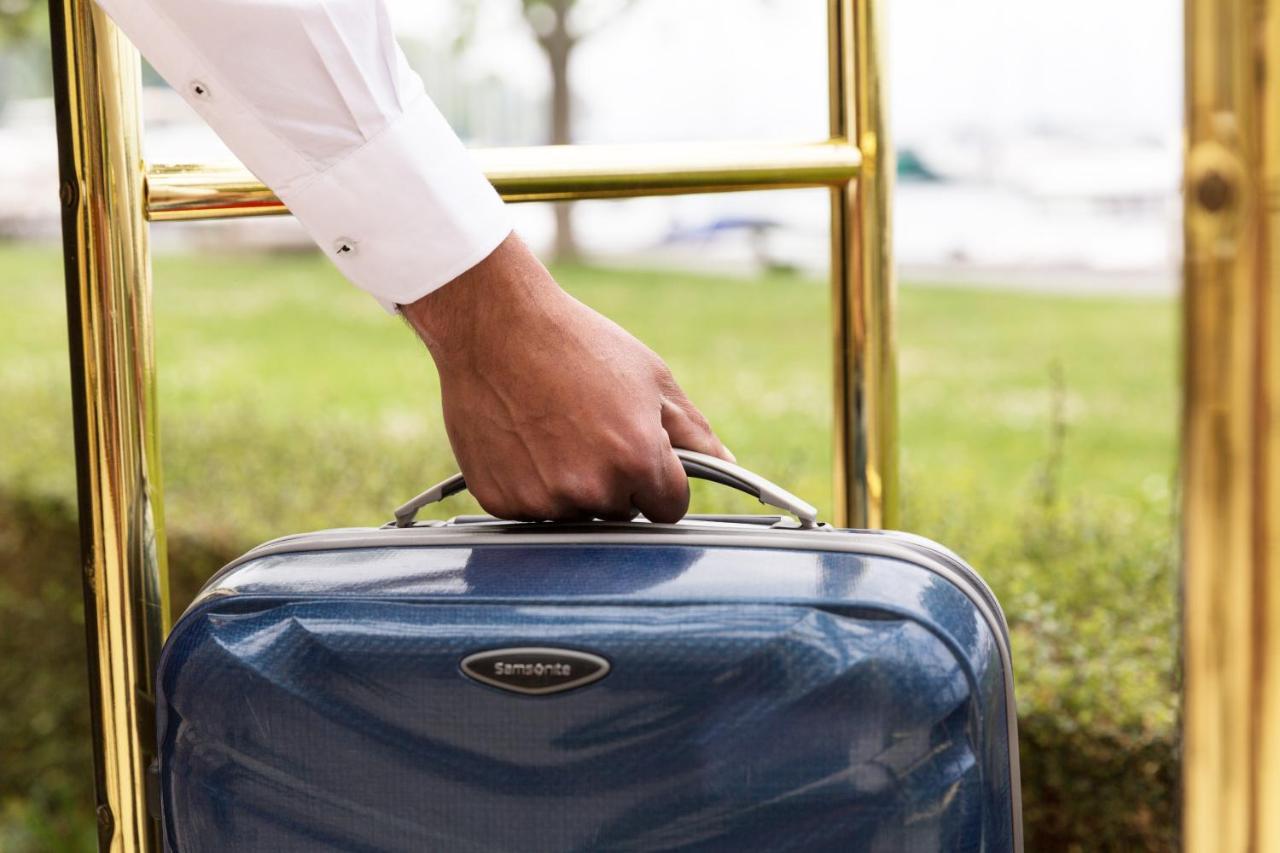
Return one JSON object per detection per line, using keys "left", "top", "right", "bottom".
{"left": 158, "top": 521, "right": 1022, "bottom": 852}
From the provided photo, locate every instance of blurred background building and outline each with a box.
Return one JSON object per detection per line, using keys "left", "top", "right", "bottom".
{"left": 0, "top": 0, "right": 1180, "bottom": 291}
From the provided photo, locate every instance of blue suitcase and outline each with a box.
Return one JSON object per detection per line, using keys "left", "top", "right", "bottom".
{"left": 156, "top": 451, "right": 1022, "bottom": 851}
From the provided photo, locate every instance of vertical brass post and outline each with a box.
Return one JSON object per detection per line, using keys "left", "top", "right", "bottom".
{"left": 1261, "top": 3, "right": 1280, "bottom": 845}
{"left": 1182, "top": 0, "right": 1280, "bottom": 848}
{"left": 828, "top": 0, "right": 897, "bottom": 529}
{"left": 47, "top": 0, "right": 168, "bottom": 850}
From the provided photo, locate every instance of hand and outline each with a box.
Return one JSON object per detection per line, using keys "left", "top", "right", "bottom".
{"left": 401, "top": 233, "right": 733, "bottom": 523}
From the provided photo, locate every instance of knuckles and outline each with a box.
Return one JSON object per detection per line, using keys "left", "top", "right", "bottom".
{"left": 463, "top": 423, "right": 681, "bottom": 522}
{"left": 609, "top": 450, "right": 658, "bottom": 484}
{"left": 468, "top": 449, "right": 671, "bottom": 522}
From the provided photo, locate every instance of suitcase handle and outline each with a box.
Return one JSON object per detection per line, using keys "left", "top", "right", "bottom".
{"left": 392, "top": 449, "right": 820, "bottom": 529}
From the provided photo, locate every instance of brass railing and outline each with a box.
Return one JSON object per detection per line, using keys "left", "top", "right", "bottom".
{"left": 1181, "top": 0, "right": 1280, "bottom": 849}
{"left": 46, "top": 1, "right": 895, "bottom": 849}
{"left": 145, "top": 141, "right": 864, "bottom": 217}
{"left": 48, "top": 1, "right": 166, "bottom": 849}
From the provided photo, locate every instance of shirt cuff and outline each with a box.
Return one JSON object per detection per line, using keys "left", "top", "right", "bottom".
{"left": 275, "top": 92, "right": 512, "bottom": 312}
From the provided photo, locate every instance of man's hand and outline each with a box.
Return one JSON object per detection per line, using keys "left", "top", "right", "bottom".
{"left": 402, "top": 233, "right": 733, "bottom": 523}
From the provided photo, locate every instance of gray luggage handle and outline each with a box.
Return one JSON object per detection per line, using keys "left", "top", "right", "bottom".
{"left": 392, "top": 449, "right": 820, "bottom": 529}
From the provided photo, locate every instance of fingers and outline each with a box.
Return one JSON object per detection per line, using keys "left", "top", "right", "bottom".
{"left": 467, "top": 456, "right": 651, "bottom": 523}
{"left": 552, "top": 475, "right": 636, "bottom": 523}
{"left": 629, "top": 443, "right": 690, "bottom": 524}
{"left": 660, "top": 394, "right": 734, "bottom": 463}
{"left": 454, "top": 365, "right": 719, "bottom": 524}
{"left": 467, "top": 404, "right": 721, "bottom": 523}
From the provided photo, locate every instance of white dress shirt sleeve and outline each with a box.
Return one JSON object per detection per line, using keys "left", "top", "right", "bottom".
{"left": 92, "top": 0, "right": 513, "bottom": 311}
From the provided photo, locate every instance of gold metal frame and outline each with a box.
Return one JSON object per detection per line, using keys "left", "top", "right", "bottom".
{"left": 1181, "top": 0, "right": 1280, "bottom": 848}
{"left": 146, "top": 141, "right": 862, "bottom": 217}
{"left": 46, "top": 1, "right": 893, "bottom": 850}
{"left": 47, "top": 1, "right": 167, "bottom": 850}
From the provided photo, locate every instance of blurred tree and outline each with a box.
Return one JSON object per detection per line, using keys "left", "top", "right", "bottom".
{"left": 519, "top": 0, "right": 637, "bottom": 262}
{"left": 0, "top": 0, "right": 42, "bottom": 43}
{"left": 0, "top": 0, "right": 51, "bottom": 106}
{"left": 458, "top": 0, "right": 637, "bottom": 262}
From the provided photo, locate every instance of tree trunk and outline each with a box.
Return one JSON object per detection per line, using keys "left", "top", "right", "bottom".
{"left": 539, "top": 4, "right": 579, "bottom": 262}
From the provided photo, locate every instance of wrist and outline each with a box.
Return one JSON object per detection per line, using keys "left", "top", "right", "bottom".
{"left": 401, "top": 232, "right": 564, "bottom": 364}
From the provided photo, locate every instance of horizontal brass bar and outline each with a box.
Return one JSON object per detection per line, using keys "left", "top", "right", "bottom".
{"left": 144, "top": 140, "right": 861, "bottom": 221}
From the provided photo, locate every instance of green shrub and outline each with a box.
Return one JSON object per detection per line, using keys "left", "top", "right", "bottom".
{"left": 0, "top": 471, "right": 1178, "bottom": 850}
{"left": 918, "top": 484, "right": 1179, "bottom": 850}
{"left": 0, "top": 494, "right": 233, "bottom": 852}
{"left": 900, "top": 367, "right": 1178, "bottom": 850}
{"left": 0, "top": 495, "right": 92, "bottom": 852}
{"left": 1019, "top": 712, "right": 1177, "bottom": 851}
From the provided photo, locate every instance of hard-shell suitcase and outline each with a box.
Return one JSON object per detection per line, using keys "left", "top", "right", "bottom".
{"left": 156, "top": 451, "right": 1022, "bottom": 852}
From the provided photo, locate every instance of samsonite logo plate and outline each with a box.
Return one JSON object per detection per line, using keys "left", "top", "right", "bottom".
{"left": 460, "top": 647, "right": 611, "bottom": 695}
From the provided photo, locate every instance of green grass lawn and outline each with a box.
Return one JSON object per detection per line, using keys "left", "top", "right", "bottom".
{"left": 0, "top": 241, "right": 1177, "bottom": 533}
{"left": 0, "top": 241, "right": 1179, "bottom": 849}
